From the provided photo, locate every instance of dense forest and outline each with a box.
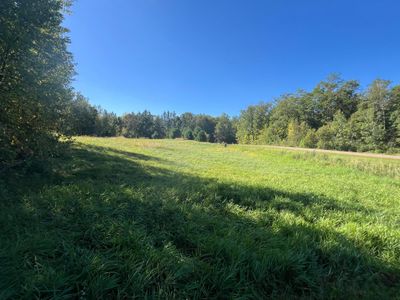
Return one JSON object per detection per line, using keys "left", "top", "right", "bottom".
{"left": 1, "top": 0, "right": 400, "bottom": 173}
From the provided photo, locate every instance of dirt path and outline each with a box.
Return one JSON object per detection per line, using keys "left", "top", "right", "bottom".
{"left": 263, "top": 145, "right": 400, "bottom": 160}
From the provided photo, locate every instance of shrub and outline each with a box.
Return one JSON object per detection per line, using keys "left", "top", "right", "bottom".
{"left": 300, "top": 129, "right": 318, "bottom": 148}
{"left": 286, "top": 120, "right": 310, "bottom": 147}
{"left": 194, "top": 128, "right": 207, "bottom": 142}
{"left": 316, "top": 125, "right": 335, "bottom": 149}
{"left": 168, "top": 128, "right": 181, "bottom": 139}
{"left": 182, "top": 128, "right": 194, "bottom": 140}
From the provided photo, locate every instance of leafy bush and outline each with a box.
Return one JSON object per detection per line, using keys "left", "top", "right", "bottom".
{"left": 286, "top": 120, "right": 310, "bottom": 147}
{"left": 168, "top": 128, "right": 181, "bottom": 139}
{"left": 194, "top": 128, "right": 207, "bottom": 142}
{"left": 182, "top": 128, "right": 194, "bottom": 140}
{"left": 316, "top": 125, "right": 335, "bottom": 149}
{"left": 300, "top": 129, "right": 318, "bottom": 148}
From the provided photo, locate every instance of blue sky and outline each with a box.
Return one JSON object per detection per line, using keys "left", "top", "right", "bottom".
{"left": 64, "top": 0, "right": 400, "bottom": 116}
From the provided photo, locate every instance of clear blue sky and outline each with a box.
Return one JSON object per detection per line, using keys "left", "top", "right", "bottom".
{"left": 64, "top": 0, "right": 400, "bottom": 116}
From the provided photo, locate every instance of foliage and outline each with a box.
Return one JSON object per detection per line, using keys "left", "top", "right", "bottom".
{"left": 182, "top": 128, "right": 194, "bottom": 140}
{"left": 168, "top": 127, "right": 181, "bottom": 139}
{"left": 59, "top": 75, "right": 399, "bottom": 153}
{"left": 286, "top": 120, "right": 310, "bottom": 147}
{"left": 122, "top": 111, "right": 154, "bottom": 138}
{"left": 236, "top": 102, "right": 272, "bottom": 144}
{"left": 215, "top": 113, "right": 236, "bottom": 143}
{"left": 330, "top": 111, "right": 352, "bottom": 151}
{"left": 300, "top": 129, "right": 318, "bottom": 148}
{"left": 64, "top": 93, "right": 97, "bottom": 135}
{"left": 151, "top": 116, "right": 166, "bottom": 139}
{"left": 0, "top": 0, "right": 74, "bottom": 170}
{"left": 95, "top": 109, "right": 120, "bottom": 137}
{"left": 193, "top": 127, "right": 207, "bottom": 142}
{"left": 195, "top": 115, "right": 217, "bottom": 142}
{"left": 316, "top": 124, "right": 335, "bottom": 150}
{"left": 235, "top": 75, "right": 400, "bottom": 153}
{"left": 312, "top": 74, "right": 360, "bottom": 124}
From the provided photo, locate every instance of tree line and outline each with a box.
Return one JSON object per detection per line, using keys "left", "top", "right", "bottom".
{"left": 236, "top": 75, "right": 400, "bottom": 152}
{"left": 1, "top": 0, "right": 400, "bottom": 173}
{"left": 65, "top": 93, "right": 237, "bottom": 144}
{"left": 67, "top": 74, "right": 400, "bottom": 153}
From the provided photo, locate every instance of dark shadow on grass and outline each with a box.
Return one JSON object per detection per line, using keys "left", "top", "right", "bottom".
{"left": 1, "top": 144, "right": 399, "bottom": 299}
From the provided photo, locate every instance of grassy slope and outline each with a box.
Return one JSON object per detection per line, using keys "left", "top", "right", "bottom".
{"left": 1, "top": 137, "right": 400, "bottom": 299}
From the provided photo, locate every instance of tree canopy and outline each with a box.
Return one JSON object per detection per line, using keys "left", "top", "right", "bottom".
{"left": 1, "top": 0, "right": 74, "bottom": 170}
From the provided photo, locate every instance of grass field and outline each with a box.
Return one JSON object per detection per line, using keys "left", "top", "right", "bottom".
{"left": 1, "top": 137, "right": 400, "bottom": 299}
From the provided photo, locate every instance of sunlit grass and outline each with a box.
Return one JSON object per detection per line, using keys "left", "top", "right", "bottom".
{"left": 1, "top": 136, "right": 399, "bottom": 298}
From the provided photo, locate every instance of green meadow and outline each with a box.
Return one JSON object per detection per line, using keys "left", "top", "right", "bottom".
{"left": 1, "top": 137, "right": 400, "bottom": 299}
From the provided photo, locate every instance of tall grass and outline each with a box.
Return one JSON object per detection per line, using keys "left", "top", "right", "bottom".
{"left": 290, "top": 151, "right": 400, "bottom": 178}
{"left": 1, "top": 137, "right": 399, "bottom": 298}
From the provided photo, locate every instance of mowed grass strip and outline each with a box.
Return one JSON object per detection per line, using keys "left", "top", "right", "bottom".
{"left": 1, "top": 136, "right": 400, "bottom": 299}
